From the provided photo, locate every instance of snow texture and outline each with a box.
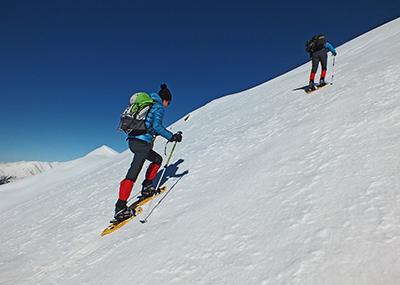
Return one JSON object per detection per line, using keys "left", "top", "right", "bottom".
{"left": 1, "top": 18, "right": 400, "bottom": 284}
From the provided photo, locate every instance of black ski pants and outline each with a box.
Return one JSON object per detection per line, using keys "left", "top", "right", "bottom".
{"left": 311, "top": 48, "right": 328, "bottom": 74}
{"left": 125, "top": 138, "right": 162, "bottom": 182}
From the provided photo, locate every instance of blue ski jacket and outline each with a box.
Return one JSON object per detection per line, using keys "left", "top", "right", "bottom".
{"left": 325, "top": 42, "right": 337, "bottom": 56}
{"left": 128, "top": 92, "right": 173, "bottom": 145}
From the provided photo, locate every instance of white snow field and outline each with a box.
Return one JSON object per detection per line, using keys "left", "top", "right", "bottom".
{"left": 1, "top": 18, "right": 400, "bottom": 284}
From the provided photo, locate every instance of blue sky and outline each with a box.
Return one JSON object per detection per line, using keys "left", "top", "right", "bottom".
{"left": 1, "top": 0, "right": 399, "bottom": 162}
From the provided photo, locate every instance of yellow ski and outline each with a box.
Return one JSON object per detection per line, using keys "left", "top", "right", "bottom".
{"left": 101, "top": 186, "right": 167, "bottom": 236}
{"left": 306, "top": 84, "right": 328, "bottom": 94}
{"left": 101, "top": 207, "right": 143, "bottom": 236}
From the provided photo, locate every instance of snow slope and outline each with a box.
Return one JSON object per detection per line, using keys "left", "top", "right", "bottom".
{"left": 1, "top": 18, "right": 400, "bottom": 284}
{"left": 0, "top": 145, "right": 119, "bottom": 215}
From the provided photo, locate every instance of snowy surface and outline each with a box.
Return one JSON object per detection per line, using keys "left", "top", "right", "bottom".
{"left": 1, "top": 18, "right": 400, "bottom": 284}
{"left": 0, "top": 161, "right": 61, "bottom": 181}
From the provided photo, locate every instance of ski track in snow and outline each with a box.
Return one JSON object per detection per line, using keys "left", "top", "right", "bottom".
{"left": 1, "top": 18, "right": 400, "bottom": 284}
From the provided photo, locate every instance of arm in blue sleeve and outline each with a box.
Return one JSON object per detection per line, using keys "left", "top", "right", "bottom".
{"left": 326, "top": 42, "right": 337, "bottom": 56}
{"left": 151, "top": 105, "right": 173, "bottom": 141}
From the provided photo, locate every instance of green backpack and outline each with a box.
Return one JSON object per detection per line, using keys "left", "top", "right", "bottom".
{"left": 117, "top": 92, "right": 155, "bottom": 135}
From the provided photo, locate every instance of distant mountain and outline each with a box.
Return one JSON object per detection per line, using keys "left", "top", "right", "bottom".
{"left": 84, "top": 145, "right": 120, "bottom": 158}
{"left": 0, "top": 145, "right": 119, "bottom": 183}
{"left": 0, "top": 161, "right": 61, "bottom": 182}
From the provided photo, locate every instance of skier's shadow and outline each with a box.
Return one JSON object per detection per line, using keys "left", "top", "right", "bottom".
{"left": 293, "top": 85, "right": 312, "bottom": 93}
{"left": 155, "top": 159, "right": 189, "bottom": 186}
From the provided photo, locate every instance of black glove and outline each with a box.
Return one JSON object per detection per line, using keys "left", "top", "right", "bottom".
{"left": 169, "top": 132, "right": 182, "bottom": 142}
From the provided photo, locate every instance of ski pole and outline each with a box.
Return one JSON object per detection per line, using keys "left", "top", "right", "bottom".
{"left": 155, "top": 140, "right": 178, "bottom": 191}
{"left": 331, "top": 56, "right": 336, "bottom": 84}
{"left": 140, "top": 138, "right": 179, "bottom": 223}
{"left": 140, "top": 175, "right": 183, "bottom": 224}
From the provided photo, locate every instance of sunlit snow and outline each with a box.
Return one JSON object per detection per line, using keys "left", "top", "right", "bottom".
{"left": 1, "top": 18, "right": 400, "bottom": 284}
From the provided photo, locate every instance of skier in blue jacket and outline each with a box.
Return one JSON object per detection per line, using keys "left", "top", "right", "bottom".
{"left": 114, "top": 84, "right": 182, "bottom": 222}
{"left": 308, "top": 34, "right": 337, "bottom": 90}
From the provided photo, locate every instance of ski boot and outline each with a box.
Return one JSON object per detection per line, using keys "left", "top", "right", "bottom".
{"left": 113, "top": 199, "right": 135, "bottom": 223}
{"left": 309, "top": 80, "right": 316, "bottom": 91}
{"left": 139, "top": 179, "right": 160, "bottom": 199}
{"left": 319, "top": 77, "right": 326, "bottom": 87}
{"left": 140, "top": 184, "right": 157, "bottom": 198}
{"left": 113, "top": 207, "right": 135, "bottom": 223}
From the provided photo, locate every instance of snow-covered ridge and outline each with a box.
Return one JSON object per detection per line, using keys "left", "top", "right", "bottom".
{"left": 0, "top": 145, "right": 118, "bottom": 182}
{"left": 0, "top": 161, "right": 61, "bottom": 181}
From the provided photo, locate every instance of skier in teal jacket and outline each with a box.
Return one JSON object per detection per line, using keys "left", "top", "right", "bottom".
{"left": 114, "top": 84, "right": 182, "bottom": 222}
{"left": 308, "top": 34, "right": 337, "bottom": 90}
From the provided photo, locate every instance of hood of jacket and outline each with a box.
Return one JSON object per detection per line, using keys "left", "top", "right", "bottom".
{"left": 148, "top": 92, "right": 163, "bottom": 104}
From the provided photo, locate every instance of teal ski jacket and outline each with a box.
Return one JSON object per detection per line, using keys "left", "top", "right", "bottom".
{"left": 325, "top": 42, "right": 337, "bottom": 56}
